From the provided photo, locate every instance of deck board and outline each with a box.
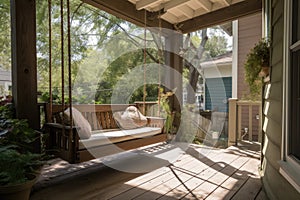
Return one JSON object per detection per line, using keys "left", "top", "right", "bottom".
{"left": 31, "top": 142, "right": 268, "bottom": 200}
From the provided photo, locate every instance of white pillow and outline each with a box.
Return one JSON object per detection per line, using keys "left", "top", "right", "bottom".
{"left": 64, "top": 107, "right": 92, "bottom": 139}
{"left": 113, "top": 106, "right": 147, "bottom": 130}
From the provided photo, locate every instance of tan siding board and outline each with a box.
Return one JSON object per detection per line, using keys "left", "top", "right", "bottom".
{"left": 271, "top": 42, "right": 283, "bottom": 66}
{"left": 264, "top": 119, "right": 282, "bottom": 148}
{"left": 270, "top": 62, "right": 283, "bottom": 83}
{"left": 263, "top": 137, "right": 281, "bottom": 169}
{"left": 265, "top": 100, "right": 282, "bottom": 125}
{"left": 263, "top": 159, "right": 300, "bottom": 200}
{"left": 268, "top": 82, "right": 282, "bottom": 102}
{"left": 272, "top": 0, "right": 283, "bottom": 25}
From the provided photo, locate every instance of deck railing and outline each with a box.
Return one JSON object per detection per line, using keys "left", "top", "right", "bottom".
{"left": 228, "top": 98, "right": 262, "bottom": 146}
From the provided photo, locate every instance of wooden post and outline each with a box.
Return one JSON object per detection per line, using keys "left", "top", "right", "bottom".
{"left": 10, "top": 0, "right": 39, "bottom": 131}
{"left": 164, "top": 31, "right": 183, "bottom": 128}
{"left": 228, "top": 98, "right": 238, "bottom": 146}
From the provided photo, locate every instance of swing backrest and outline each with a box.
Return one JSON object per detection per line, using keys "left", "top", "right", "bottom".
{"left": 45, "top": 104, "right": 135, "bottom": 130}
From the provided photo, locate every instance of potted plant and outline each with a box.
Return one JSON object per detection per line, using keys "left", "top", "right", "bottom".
{"left": 244, "top": 38, "right": 271, "bottom": 96}
{"left": 0, "top": 99, "right": 44, "bottom": 200}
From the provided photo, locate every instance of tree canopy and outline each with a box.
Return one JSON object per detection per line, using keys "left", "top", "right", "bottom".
{"left": 0, "top": 0, "right": 231, "bottom": 105}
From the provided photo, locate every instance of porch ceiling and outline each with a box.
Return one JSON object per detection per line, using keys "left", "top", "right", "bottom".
{"left": 83, "top": 0, "right": 262, "bottom": 33}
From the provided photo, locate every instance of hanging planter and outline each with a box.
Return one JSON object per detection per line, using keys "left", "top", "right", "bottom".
{"left": 244, "top": 38, "right": 271, "bottom": 96}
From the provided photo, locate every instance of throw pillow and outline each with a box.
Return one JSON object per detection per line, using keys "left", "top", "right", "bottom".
{"left": 64, "top": 107, "right": 92, "bottom": 139}
{"left": 113, "top": 106, "right": 147, "bottom": 129}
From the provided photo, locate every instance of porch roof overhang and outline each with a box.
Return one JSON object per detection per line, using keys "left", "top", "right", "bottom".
{"left": 82, "top": 0, "right": 262, "bottom": 33}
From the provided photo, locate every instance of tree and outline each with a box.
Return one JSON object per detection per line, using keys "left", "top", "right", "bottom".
{"left": 0, "top": 1, "right": 11, "bottom": 70}
{"left": 182, "top": 26, "right": 230, "bottom": 105}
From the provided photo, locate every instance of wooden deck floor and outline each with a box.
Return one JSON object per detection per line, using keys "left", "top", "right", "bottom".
{"left": 31, "top": 142, "right": 268, "bottom": 200}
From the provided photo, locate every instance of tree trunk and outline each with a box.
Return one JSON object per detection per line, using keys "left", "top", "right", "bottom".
{"left": 185, "top": 29, "right": 208, "bottom": 104}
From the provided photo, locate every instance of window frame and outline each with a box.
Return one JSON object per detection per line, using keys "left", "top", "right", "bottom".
{"left": 280, "top": 0, "right": 300, "bottom": 193}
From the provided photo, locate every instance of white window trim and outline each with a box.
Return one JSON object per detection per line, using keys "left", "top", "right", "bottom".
{"left": 280, "top": 0, "right": 300, "bottom": 193}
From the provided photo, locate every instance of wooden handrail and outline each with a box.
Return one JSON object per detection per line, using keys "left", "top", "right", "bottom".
{"left": 228, "top": 98, "right": 262, "bottom": 146}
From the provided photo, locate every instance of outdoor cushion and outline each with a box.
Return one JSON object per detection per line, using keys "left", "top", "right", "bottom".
{"left": 113, "top": 106, "right": 147, "bottom": 129}
{"left": 78, "top": 127, "right": 161, "bottom": 150}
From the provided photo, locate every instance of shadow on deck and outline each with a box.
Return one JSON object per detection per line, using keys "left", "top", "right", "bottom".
{"left": 30, "top": 142, "right": 268, "bottom": 200}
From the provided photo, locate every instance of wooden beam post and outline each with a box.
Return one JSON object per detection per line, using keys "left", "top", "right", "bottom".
{"left": 228, "top": 98, "right": 238, "bottom": 146}
{"left": 10, "top": 0, "right": 39, "bottom": 130}
{"left": 164, "top": 31, "right": 183, "bottom": 128}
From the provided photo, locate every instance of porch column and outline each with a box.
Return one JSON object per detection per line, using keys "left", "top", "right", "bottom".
{"left": 228, "top": 98, "right": 238, "bottom": 146}
{"left": 10, "top": 0, "right": 39, "bottom": 129}
{"left": 165, "top": 31, "right": 183, "bottom": 127}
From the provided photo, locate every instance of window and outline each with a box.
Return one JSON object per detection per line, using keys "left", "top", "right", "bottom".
{"left": 280, "top": 0, "right": 300, "bottom": 192}
{"left": 289, "top": 0, "right": 300, "bottom": 163}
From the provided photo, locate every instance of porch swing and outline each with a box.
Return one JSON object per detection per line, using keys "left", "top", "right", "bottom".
{"left": 44, "top": 0, "right": 166, "bottom": 163}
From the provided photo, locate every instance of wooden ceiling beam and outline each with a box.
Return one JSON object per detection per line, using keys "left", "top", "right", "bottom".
{"left": 83, "top": 0, "right": 173, "bottom": 30}
{"left": 136, "top": 0, "right": 159, "bottom": 10}
{"left": 180, "top": 0, "right": 262, "bottom": 33}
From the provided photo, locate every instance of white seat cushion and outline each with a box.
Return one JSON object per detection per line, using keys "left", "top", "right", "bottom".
{"left": 78, "top": 127, "right": 162, "bottom": 150}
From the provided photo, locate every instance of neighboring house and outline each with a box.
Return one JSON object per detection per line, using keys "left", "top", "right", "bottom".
{"left": 261, "top": 0, "right": 300, "bottom": 199}
{"left": 200, "top": 12, "right": 262, "bottom": 140}
{"left": 201, "top": 51, "right": 232, "bottom": 113}
{"left": 0, "top": 67, "right": 12, "bottom": 96}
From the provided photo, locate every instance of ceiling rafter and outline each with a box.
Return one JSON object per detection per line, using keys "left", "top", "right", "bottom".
{"left": 83, "top": 0, "right": 173, "bottom": 31}
{"left": 221, "top": 0, "right": 232, "bottom": 6}
{"left": 194, "top": 0, "right": 213, "bottom": 12}
{"left": 178, "top": 5, "right": 195, "bottom": 18}
{"left": 180, "top": 0, "right": 262, "bottom": 33}
{"left": 136, "top": 0, "right": 159, "bottom": 10}
{"left": 164, "top": 0, "right": 190, "bottom": 11}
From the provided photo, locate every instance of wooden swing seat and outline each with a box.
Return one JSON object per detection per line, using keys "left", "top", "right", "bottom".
{"left": 44, "top": 104, "right": 166, "bottom": 163}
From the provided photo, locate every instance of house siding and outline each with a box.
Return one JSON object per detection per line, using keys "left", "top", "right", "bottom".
{"left": 261, "top": 0, "right": 300, "bottom": 199}
{"left": 237, "top": 12, "right": 262, "bottom": 139}
{"left": 205, "top": 77, "right": 232, "bottom": 113}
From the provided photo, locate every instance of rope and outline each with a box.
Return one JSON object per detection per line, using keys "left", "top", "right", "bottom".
{"left": 60, "top": 0, "right": 65, "bottom": 127}
{"left": 157, "top": 9, "right": 162, "bottom": 116}
{"left": 143, "top": 10, "right": 147, "bottom": 115}
{"left": 48, "top": 0, "right": 52, "bottom": 120}
{"left": 67, "top": 0, "right": 72, "bottom": 127}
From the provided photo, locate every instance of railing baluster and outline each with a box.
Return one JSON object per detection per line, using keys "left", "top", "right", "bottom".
{"left": 238, "top": 105, "right": 242, "bottom": 140}
{"left": 249, "top": 104, "right": 253, "bottom": 141}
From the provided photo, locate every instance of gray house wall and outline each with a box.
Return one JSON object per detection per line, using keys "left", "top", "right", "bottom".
{"left": 0, "top": 68, "right": 12, "bottom": 95}
{"left": 261, "top": 0, "right": 300, "bottom": 199}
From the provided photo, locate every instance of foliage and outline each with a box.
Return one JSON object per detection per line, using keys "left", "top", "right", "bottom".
{"left": 244, "top": 38, "right": 270, "bottom": 96}
{"left": 204, "top": 35, "right": 228, "bottom": 58}
{"left": 0, "top": 101, "right": 43, "bottom": 186}
{"left": 0, "top": 1, "right": 11, "bottom": 69}
{"left": 159, "top": 88, "right": 176, "bottom": 134}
